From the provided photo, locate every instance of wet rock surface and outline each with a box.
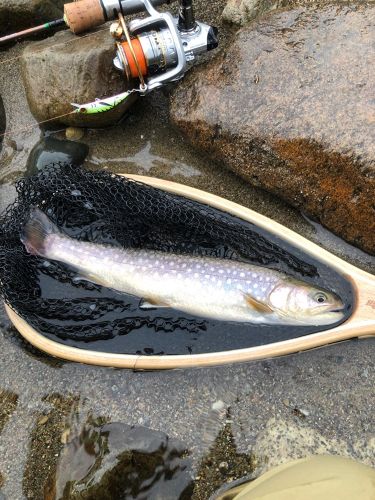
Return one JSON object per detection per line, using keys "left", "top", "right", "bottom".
{"left": 221, "top": 0, "right": 375, "bottom": 25}
{"left": 0, "top": 0, "right": 64, "bottom": 34}
{"left": 222, "top": 0, "right": 286, "bottom": 25}
{"left": 21, "top": 26, "right": 136, "bottom": 127}
{"left": 45, "top": 419, "right": 194, "bottom": 500}
{"left": 25, "top": 136, "right": 89, "bottom": 176}
{"left": 171, "top": 3, "right": 375, "bottom": 254}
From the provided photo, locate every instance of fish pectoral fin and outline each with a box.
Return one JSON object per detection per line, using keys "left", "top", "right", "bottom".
{"left": 140, "top": 297, "right": 170, "bottom": 310}
{"left": 243, "top": 293, "right": 274, "bottom": 314}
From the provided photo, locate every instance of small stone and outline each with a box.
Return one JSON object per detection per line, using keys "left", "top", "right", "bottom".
{"left": 212, "top": 400, "right": 225, "bottom": 411}
{"left": 219, "top": 461, "right": 229, "bottom": 471}
{"left": 283, "top": 399, "right": 290, "bottom": 407}
{"left": 38, "top": 415, "right": 48, "bottom": 425}
{"left": 60, "top": 428, "right": 71, "bottom": 444}
{"left": 292, "top": 407, "right": 309, "bottom": 418}
{"left": 65, "top": 127, "right": 85, "bottom": 141}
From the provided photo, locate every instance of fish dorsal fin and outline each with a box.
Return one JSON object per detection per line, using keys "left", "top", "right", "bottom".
{"left": 243, "top": 293, "right": 274, "bottom": 314}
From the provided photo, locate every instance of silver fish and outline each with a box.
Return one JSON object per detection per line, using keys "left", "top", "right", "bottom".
{"left": 21, "top": 209, "right": 344, "bottom": 326}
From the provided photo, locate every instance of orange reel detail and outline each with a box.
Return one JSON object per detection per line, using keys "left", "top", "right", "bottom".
{"left": 120, "top": 38, "right": 148, "bottom": 78}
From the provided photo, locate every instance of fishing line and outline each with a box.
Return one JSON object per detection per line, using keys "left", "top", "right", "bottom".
{"left": 0, "top": 111, "right": 76, "bottom": 140}
{"left": 0, "top": 26, "right": 110, "bottom": 67}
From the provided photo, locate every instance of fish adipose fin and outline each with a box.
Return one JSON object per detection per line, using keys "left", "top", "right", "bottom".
{"left": 243, "top": 293, "right": 274, "bottom": 314}
{"left": 21, "top": 208, "right": 60, "bottom": 257}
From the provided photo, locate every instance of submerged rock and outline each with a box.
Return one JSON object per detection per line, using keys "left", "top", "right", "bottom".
{"left": 45, "top": 421, "right": 194, "bottom": 500}
{"left": 25, "top": 136, "right": 89, "bottom": 176}
{"left": 171, "top": 4, "right": 375, "bottom": 254}
{"left": 0, "top": 0, "right": 64, "bottom": 34}
{"left": 21, "top": 27, "right": 137, "bottom": 127}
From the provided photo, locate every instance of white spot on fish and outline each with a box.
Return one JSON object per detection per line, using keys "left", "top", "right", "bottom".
{"left": 252, "top": 273, "right": 257, "bottom": 278}
{"left": 240, "top": 272, "right": 245, "bottom": 277}
{"left": 194, "top": 273, "right": 199, "bottom": 278}
{"left": 227, "top": 279, "right": 232, "bottom": 284}
{"left": 254, "top": 283, "right": 258, "bottom": 288}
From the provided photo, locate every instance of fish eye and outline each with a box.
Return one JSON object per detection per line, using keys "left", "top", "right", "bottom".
{"left": 314, "top": 292, "right": 328, "bottom": 303}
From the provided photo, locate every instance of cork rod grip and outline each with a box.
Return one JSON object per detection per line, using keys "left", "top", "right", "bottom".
{"left": 64, "top": 0, "right": 106, "bottom": 34}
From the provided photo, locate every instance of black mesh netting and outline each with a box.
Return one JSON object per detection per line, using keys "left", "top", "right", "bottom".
{"left": 0, "top": 163, "right": 353, "bottom": 355}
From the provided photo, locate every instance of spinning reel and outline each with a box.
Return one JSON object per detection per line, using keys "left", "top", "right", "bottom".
{"left": 64, "top": 0, "right": 219, "bottom": 114}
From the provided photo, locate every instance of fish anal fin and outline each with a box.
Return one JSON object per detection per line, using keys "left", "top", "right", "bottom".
{"left": 140, "top": 297, "right": 169, "bottom": 309}
{"left": 73, "top": 272, "right": 108, "bottom": 288}
{"left": 243, "top": 293, "right": 274, "bottom": 314}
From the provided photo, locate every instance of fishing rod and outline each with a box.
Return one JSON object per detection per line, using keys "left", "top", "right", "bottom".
{"left": 0, "top": 0, "right": 218, "bottom": 117}
{"left": 0, "top": 1, "right": 171, "bottom": 43}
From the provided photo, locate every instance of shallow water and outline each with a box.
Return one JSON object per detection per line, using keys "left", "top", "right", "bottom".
{"left": 0, "top": 3, "right": 374, "bottom": 499}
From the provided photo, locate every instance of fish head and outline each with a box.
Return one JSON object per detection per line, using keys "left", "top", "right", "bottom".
{"left": 268, "top": 280, "right": 345, "bottom": 325}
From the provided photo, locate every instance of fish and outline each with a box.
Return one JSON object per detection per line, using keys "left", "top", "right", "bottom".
{"left": 21, "top": 208, "right": 345, "bottom": 326}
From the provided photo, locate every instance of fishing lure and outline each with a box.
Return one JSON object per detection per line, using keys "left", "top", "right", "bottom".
{"left": 71, "top": 91, "right": 136, "bottom": 114}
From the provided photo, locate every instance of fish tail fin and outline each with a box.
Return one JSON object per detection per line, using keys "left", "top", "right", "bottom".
{"left": 21, "top": 208, "right": 59, "bottom": 257}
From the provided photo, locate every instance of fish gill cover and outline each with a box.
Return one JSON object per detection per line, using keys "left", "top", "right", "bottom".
{"left": 0, "top": 163, "right": 353, "bottom": 355}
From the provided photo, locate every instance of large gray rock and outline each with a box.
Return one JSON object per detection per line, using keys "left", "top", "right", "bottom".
{"left": 171, "top": 3, "right": 375, "bottom": 254}
{"left": 222, "top": 0, "right": 375, "bottom": 25}
{"left": 0, "top": 0, "right": 64, "bottom": 34}
{"left": 21, "top": 27, "right": 137, "bottom": 128}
